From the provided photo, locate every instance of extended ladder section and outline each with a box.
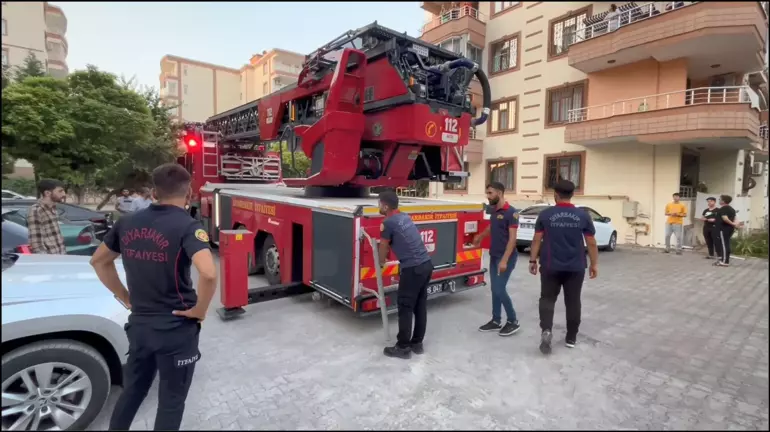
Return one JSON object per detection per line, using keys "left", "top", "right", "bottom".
{"left": 202, "top": 131, "right": 221, "bottom": 179}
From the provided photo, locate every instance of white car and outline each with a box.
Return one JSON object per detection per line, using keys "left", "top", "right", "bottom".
{"left": 2, "top": 190, "right": 35, "bottom": 200}
{"left": 514, "top": 204, "right": 618, "bottom": 252}
{"left": 2, "top": 253, "right": 130, "bottom": 431}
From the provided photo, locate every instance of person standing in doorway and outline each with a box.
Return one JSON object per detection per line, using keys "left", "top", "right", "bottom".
{"left": 115, "top": 188, "right": 135, "bottom": 215}
{"left": 528, "top": 180, "right": 598, "bottom": 354}
{"left": 664, "top": 192, "right": 687, "bottom": 254}
{"left": 713, "top": 194, "right": 743, "bottom": 267}
{"left": 699, "top": 196, "right": 720, "bottom": 260}
{"left": 26, "top": 179, "right": 67, "bottom": 255}
{"left": 377, "top": 190, "right": 434, "bottom": 359}
{"left": 90, "top": 164, "right": 217, "bottom": 430}
{"left": 472, "top": 182, "right": 521, "bottom": 337}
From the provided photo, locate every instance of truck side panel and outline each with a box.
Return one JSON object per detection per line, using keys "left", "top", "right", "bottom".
{"left": 311, "top": 211, "right": 354, "bottom": 302}
{"left": 217, "top": 195, "right": 233, "bottom": 243}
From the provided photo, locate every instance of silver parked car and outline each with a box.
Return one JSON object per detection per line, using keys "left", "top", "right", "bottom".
{"left": 1, "top": 253, "right": 130, "bottom": 431}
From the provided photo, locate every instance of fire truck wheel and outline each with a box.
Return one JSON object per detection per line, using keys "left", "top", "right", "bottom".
{"left": 262, "top": 235, "right": 281, "bottom": 285}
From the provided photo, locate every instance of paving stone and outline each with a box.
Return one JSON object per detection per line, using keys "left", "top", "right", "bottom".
{"left": 86, "top": 248, "right": 769, "bottom": 430}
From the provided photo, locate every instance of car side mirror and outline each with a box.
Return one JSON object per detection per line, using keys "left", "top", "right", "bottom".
{"left": 602, "top": 216, "right": 611, "bottom": 223}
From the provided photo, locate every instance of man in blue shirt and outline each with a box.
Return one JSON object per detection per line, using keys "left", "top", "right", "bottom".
{"left": 378, "top": 190, "right": 434, "bottom": 359}
{"left": 472, "top": 181, "right": 521, "bottom": 337}
{"left": 130, "top": 187, "right": 154, "bottom": 212}
{"left": 529, "top": 180, "right": 598, "bottom": 355}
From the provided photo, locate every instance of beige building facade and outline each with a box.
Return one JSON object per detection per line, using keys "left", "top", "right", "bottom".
{"left": 2, "top": 1, "right": 69, "bottom": 179}
{"left": 159, "top": 48, "right": 304, "bottom": 123}
{"left": 421, "top": 1, "right": 769, "bottom": 248}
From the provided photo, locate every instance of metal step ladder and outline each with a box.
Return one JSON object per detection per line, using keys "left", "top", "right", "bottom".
{"left": 202, "top": 131, "right": 221, "bottom": 178}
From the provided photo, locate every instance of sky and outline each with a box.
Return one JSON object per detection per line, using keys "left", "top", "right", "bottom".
{"left": 60, "top": 1, "right": 426, "bottom": 90}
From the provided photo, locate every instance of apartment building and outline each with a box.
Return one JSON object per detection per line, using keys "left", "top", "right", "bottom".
{"left": 159, "top": 49, "right": 304, "bottom": 123}
{"left": 1, "top": 2, "right": 68, "bottom": 78}
{"left": 2, "top": 1, "right": 68, "bottom": 179}
{"left": 420, "top": 1, "right": 769, "bottom": 247}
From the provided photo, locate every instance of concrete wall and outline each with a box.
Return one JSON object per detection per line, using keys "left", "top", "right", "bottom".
{"left": 180, "top": 63, "right": 215, "bottom": 122}
{"left": 1, "top": 2, "right": 47, "bottom": 71}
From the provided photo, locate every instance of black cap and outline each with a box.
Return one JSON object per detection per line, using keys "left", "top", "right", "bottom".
{"left": 706, "top": 196, "right": 716, "bottom": 201}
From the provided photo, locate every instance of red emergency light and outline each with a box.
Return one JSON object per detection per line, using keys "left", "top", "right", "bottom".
{"left": 187, "top": 138, "right": 198, "bottom": 148}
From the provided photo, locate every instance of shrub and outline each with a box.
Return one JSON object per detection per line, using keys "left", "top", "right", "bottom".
{"left": 1, "top": 177, "right": 37, "bottom": 197}
{"left": 731, "top": 230, "right": 769, "bottom": 259}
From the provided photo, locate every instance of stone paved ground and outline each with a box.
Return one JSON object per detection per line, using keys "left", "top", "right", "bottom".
{"left": 89, "top": 246, "right": 769, "bottom": 430}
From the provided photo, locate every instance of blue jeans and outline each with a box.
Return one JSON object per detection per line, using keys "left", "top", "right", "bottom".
{"left": 489, "top": 254, "right": 518, "bottom": 324}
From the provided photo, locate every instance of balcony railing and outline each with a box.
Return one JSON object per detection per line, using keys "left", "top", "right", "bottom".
{"left": 761, "top": 124, "right": 769, "bottom": 140}
{"left": 273, "top": 63, "right": 301, "bottom": 75}
{"left": 570, "top": 1, "right": 699, "bottom": 46}
{"left": 420, "top": 6, "right": 486, "bottom": 34}
{"left": 568, "top": 86, "right": 759, "bottom": 123}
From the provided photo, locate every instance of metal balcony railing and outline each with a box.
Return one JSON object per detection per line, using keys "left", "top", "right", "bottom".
{"left": 761, "top": 124, "right": 769, "bottom": 140}
{"left": 420, "top": 6, "right": 486, "bottom": 34}
{"left": 570, "top": 1, "right": 699, "bottom": 46}
{"left": 567, "top": 86, "right": 759, "bottom": 123}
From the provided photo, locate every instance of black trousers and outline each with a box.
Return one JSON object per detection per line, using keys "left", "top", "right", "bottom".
{"left": 539, "top": 270, "right": 585, "bottom": 336}
{"left": 396, "top": 260, "right": 433, "bottom": 348}
{"left": 109, "top": 320, "right": 201, "bottom": 431}
{"left": 715, "top": 227, "right": 735, "bottom": 264}
{"left": 703, "top": 225, "right": 719, "bottom": 257}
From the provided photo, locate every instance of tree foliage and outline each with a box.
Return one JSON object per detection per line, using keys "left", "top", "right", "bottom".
{"left": 272, "top": 141, "right": 310, "bottom": 178}
{"left": 13, "top": 52, "right": 47, "bottom": 82}
{"left": 1, "top": 64, "right": 180, "bottom": 205}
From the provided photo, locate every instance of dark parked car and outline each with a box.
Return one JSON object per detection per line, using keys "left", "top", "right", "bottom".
{"left": 1, "top": 209, "right": 100, "bottom": 256}
{"left": 1, "top": 218, "right": 32, "bottom": 254}
{"left": 1, "top": 199, "right": 113, "bottom": 240}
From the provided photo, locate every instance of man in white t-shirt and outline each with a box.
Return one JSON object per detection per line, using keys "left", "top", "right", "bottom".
{"left": 115, "top": 189, "right": 134, "bottom": 214}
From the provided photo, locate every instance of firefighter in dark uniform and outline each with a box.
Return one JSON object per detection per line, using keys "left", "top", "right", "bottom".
{"left": 90, "top": 163, "right": 217, "bottom": 431}
{"left": 528, "top": 180, "right": 599, "bottom": 355}
{"left": 377, "top": 190, "right": 434, "bottom": 359}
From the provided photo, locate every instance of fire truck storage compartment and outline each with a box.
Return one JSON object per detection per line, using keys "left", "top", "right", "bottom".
{"left": 311, "top": 211, "right": 354, "bottom": 301}
{"left": 414, "top": 220, "right": 457, "bottom": 269}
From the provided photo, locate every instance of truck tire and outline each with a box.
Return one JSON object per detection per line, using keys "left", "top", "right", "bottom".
{"left": 1, "top": 340, "right": 111, "bottom": 431}
{"left": 262, "top": 235, "right": 281, "bottom": 285}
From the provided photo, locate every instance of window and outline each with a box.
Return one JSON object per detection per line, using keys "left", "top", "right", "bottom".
{"left": 1, "top": 49, "right": 7, "bottom": 67}
{"left": 544, "top": 153, "right": 583, "bottom": 191}
{"left": 46, "top": 42, "right": 54, "bottom": 52}
{"left": 183, "top": 84, "right": 188, "bottom": 95}
{"left": 263, "top": 82, "right": 268, "bottom": 94}
{"left": 183, "top": 65, "right": 188, "bottom": 76}
{"left": 549, "top": 9, "right": 589, "bottom": 58}
{"left": 488, "top": 97, "right": 518, "bottom": 134}
{"left": 547, "top": 82, "right": 585, "bottom": 125}
{"left": 444, "top": 163, "right": 470, "bottom": 191}
{"left": 487, "top": 159, "right": 516, "bottom": 192}
{"left": 583, "top": 207, "right": 604, "bottom": 222}
{"left": 492, "top": 1, "right": 520, "bottom": 15}
{"left": 439, "top": 37, "right": 462, "bottom": 54}
{"left": 167, "top": 106, "right": 178, "bottom": 117}
{"left": 520, "top": 205, "right": 549, "bottom": 216}
{"left": 1, "top": 19, "right": 6, "bottom": 36}
{"left": 466, "top": 43, "right": 482, "bottom": 65}
{"left": 167, "top": 80, "right": 178, "bottom": 95}
{"left": 489, "top": 35, "right": 519, "bottom": 74}
{"left": 263, "top": 63, "right": 268, "bottom": 74}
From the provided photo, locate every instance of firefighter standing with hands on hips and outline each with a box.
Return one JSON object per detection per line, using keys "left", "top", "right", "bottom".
{"left": 90, "top": 163, "right": 217, "bottom": 431}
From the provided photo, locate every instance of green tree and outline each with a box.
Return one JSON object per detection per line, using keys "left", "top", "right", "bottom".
{"left": 1, "top": 63, "right": 11, "bottom": 90}
{"left": 2, "top": 65, "right": 179, "bottom": 205}
{"left": 13, "top": 52, "right": 46, "bottom": 82}
{"left": 272, "top": 141, "right": 310, "bottom": 178}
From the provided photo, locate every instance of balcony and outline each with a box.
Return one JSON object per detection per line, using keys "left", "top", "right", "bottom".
{"left": 44, "top": 4, "right": 67, "bottom": 36}
{"left": 272, "top": 62, "right": 301, "bottom": 75}
{"left": 567, "top": 1, "right": 767, "bottom": 74}
{"left": 420, "top": 6, "right": 487, "bottom": 46}
{"left": 564, "top": 86, "right": 763, "bottom": 149}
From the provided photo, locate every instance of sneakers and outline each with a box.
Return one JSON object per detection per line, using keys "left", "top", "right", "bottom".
{"left": 410, "top": 342, "right": 424, "bottom": 355}
{"left": 539, "top": 330, "right": 553, "bottom": 355}
{"left": 478, "top": 320, "right": 503, "bottom": 332}
{"left": 383, "top": 345, "right": 411, "bottom": 359}
{"left": 499, "top": 321, "right": 521, "bottom": 337}
{"left": 565, "top": 335, "right": 577, "bottom": 348}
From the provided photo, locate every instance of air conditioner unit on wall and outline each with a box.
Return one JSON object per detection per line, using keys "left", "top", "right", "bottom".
{"left": 752, "top": 162, "right": 765, "bottom": 176}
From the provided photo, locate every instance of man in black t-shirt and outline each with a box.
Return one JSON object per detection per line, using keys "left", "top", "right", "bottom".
{"left": 699, "top": 196, "right": 720, "bottom": 260}
{"left": 713, "top": 194, "right": 743, "bottom": 267}
{"left": 90, "top": 163, "right": 217, "bottom": 430}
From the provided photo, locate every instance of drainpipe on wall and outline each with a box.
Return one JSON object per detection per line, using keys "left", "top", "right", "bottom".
{"left": 651, "top": 145, "right": 656, "bottom": 248}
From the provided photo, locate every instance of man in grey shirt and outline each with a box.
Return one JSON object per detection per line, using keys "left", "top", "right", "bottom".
{"left": 115, "top": 189, "right": 134, "bottom": 214}
{"left": 130, "top": 187, "right": 153, "bottom": 212}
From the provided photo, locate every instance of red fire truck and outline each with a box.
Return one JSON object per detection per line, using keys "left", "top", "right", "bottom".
{"left": 177, "top": 22, "right": 493, "bottom": 320}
